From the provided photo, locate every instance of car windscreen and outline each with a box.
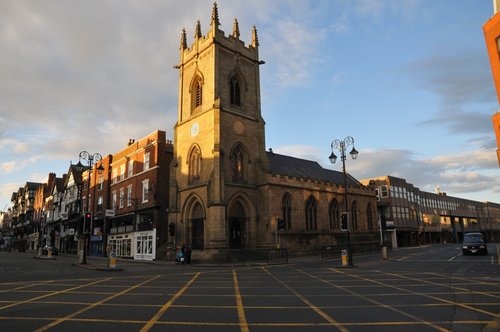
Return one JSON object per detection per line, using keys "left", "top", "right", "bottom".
{"left": 463, "top": 234, "right": 483, "bottom": 243}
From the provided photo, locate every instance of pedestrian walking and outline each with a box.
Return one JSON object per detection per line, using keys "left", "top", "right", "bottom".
{"left": 185, "top": 245, "right": 192, "bottom": 264}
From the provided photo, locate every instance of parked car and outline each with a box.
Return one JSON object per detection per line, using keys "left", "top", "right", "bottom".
{"left": 42, "top": 245, "right": 58, "bottom": 256}
{"left": 462, "top": 232, "right": 488, "bottom": 255}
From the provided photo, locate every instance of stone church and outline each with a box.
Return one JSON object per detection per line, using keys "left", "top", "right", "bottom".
{"left": 167, "top": 3, "right": 378, "bottom": 258}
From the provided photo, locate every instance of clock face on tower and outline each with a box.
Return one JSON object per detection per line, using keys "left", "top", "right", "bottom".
{"left": 190, "top": 122, "right": 199, "bottom": 137}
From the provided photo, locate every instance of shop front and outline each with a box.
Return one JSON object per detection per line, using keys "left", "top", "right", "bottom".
{"left": 107, "top": 229, "right": 156, "bottom": 261}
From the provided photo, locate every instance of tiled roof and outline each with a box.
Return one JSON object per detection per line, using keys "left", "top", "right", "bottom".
{"left": 266, "top": 151, "right": 361, "bottom": 187}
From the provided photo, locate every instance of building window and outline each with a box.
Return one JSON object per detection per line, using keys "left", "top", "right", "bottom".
{"left": 127, "top": 185, "right": 132, "bottom": 207}
{"left": 112, "top": 169, "right": 117, "bottom": 184}
{"left": 83, "top": 177, "right": 88, "bottom": 191}
{"left": 142, "top": 179, "right": 149, "bottom": 203}
{"left": 380, "top": 185, "right": 388, "bottom": 198}
{"left": 230, "top": 76, "right": 241, "bottom": 106}
{"left": 230, "top": 144, "right": 245, "bottom": 182}
{"left": 195, "top": 81, "right": 202, "bottom": 107}
{"left": 329, "top": 199, "right": 339, "bottom": 230}
{"left": 128, "top": 160, "right": 134, "bottom": 177}
{"left": 305, "top": 196, "right": 317, "bottom": 231}
{"left": 112, "top": 191, "right": 117, "bottom": 210}
{"left": 192, "top": 76, "right": 203, "bottom": 111}
{"left": 189, "top": 146, "right": 201, "bottom": 184}
{"left": 351, "top": 201, "right": 358, "bottom": 230}
{"left": 144, "top": 152, "right": 150, "bottom": 171}
{"left": 98, "top": 176, "right": 104, "bottom": 191}
{"left": 119, "top": 188, "right": 124, "bottom": 209}
{"left": 281, "top": 193, "right": 292, "bottom": 229}
{"left": 366, "top": 204, "right": 373, "bottom": 230}
{"left": 97, "top": 196, "right": 103, "bottom": 213}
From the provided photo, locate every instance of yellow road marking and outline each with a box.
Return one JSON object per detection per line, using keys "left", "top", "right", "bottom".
{"left": 0, "top": 281, "right": 54, "bottom": 293}
{"left": 0, "top": 277, "right": 112, "bottom": 311}
{"left": 0, "top": 314, "right": 495, "bottom": 329}
{"left": 233, "top": 270, "right": 249, "bottom": 332}
{"left": 377, "top": 271, "right": 499, "bottom": 318}
{"left": 327, "top": 268, "right": 457, "bottom": 331}
{"left": 139, "top": 273, "right": 200, "bottom": 332}
{"left": 35, "top": 275, "right": 161, "bottom": 332}
{"left": 262, "top": 267, "right": 350, "bottom": 332}
{"left": 427, "top": 272, "right": 500, "bottom": 298}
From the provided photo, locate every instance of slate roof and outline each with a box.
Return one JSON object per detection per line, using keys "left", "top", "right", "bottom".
{"left": 25, "top": 182, "right": 43, "bottom": 191}
{"left": 266, "top": 151, "right": 362, "bottom": 187}
{"left": 54, "top": 177, "right": 66, "bottom": 192}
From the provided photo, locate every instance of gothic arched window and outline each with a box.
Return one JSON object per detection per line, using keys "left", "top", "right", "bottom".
{"left": 282, "top": 193, "right": 292, "bottom": 229}
{"left": 366, "top": 203, "right": 373, "bottom": 230}
{"left": 305, "top": 196, "right": 318, "bottom": 231}
{"left": 230, "top": 144, "right": 245, "bottom": 182}
{"left": 189, "top": 146, "right": 201, "bottom": 184}
{"left": 230, "top": 76, "right": 241, "bottom": 106}
{"left": 329, "top": 199, "right": 340, "bottom": 231}
{"left": 191, "top": 76, "right": 203, "bottom": 112}
{"left": 351, "top": 201, "right": 358, "bottom": 230}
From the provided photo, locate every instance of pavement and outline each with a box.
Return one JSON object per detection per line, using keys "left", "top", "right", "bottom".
{"left": 30, "top": 243, "right": 500, "bottom": 272}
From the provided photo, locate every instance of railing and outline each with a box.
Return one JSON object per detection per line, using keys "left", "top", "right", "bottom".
{"left": 320, "top": 242, "right": 390, "bottom": 260}
{"left": 217, "top": 248, "right": 288, "bottom": 265}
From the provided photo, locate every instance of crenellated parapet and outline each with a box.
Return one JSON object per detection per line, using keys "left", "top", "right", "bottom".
{"left": 177, "top": 2, "right": 260, "bottom": 66}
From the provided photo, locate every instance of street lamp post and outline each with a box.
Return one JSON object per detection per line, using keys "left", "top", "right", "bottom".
{"left": 329, "top": 136, "right": 358, "bottom": 267}
{"left": 76, "top": 151, "right": 103, "bottom": 265}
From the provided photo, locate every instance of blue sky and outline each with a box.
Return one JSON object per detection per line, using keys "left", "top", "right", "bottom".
{"left": 1, "top": 0, "right": 499, "bottom": 211}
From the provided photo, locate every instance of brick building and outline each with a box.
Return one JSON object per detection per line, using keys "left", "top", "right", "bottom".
{"left": 103, "top": 130, "right": 173, "bottom": 260}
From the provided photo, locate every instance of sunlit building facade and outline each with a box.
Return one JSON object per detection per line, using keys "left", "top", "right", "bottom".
{"left": 361, "top": 176, "right": 500, "bottom": 247}
{"left": 484, "top": 0, "right": 500, "bottom": 166}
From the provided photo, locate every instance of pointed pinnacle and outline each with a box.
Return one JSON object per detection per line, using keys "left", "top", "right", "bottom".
{"left": 252, "top": 25, "right": 259, "bottom": 47}
{"left": 211, "top": 2, "right": 220, "bottom": 27}
{"left": 194, "top": 20, "right": 202, "bottom": 39}
{"left": 180, "top": 28, "right": 187, "bottom": 50}
{"left": 232, "top": 18, "right": 240, "bottom": 38}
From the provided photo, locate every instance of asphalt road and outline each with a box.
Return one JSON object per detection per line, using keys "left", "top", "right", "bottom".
{"left": 0, "top": 243, "right": 498, "bottom": 332}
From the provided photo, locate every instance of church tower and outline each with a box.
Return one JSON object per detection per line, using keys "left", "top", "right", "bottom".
{"left": 169, "top": 3, "right": 267, "bottom": 254}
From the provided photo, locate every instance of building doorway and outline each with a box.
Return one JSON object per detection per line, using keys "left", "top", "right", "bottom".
{"left": 228, "top": 201, "right": 246, "bottom": 249}
{"left": 191, "top": 202, "right": 204, "bottom": 250}
{"left": 229, "top": 219, "right": 242, "bottom": 249}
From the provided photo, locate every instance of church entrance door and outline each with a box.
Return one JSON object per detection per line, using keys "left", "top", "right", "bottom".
{"left": 190, "top": 202, "right": 204, "bottom": 250}
{"left": 228, "top": 201, "right": 246, "bottom": 249}
{"left": 229, "top": 219, "right": 242, "bottom": 249}
{"left": 191, "top": 218, "right": 204, "bottom": 250}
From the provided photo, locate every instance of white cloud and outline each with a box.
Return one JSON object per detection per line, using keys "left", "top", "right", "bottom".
{"left": 1, "top": 162, "right": 17, "bottom": 173}
{"left": 0, "top": 1, "right": 497, "bottom": 209}
{"left": 280, "top": 144, "right": 500, "bottom": 201}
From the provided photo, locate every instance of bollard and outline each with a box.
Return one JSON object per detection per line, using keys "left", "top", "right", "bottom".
{"left": 108, "top": 251, "right": 117, "bottom": 269}
{"left": 381, "top": 246, "right": 388, "bottom": 261}
{"left": 341, "top": 249, "right": 348, "bottom": 266}
{"left": 47, "top": 247, "right": 52, "bottom": 258}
